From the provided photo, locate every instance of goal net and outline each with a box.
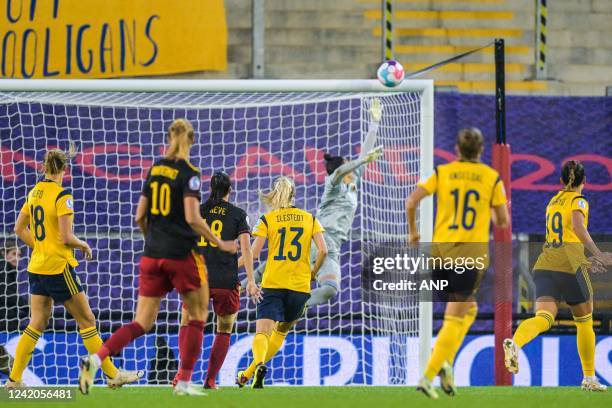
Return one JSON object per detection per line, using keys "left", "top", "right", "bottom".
{"left": 0, "top": 80, "right": 433, "bottom": 386}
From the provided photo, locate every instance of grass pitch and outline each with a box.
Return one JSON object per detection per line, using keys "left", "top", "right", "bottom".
{"left": 5, "top": 386, "right": 611, "bottom": 408}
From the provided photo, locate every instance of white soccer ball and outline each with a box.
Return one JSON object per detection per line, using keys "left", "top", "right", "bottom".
{"left": 377, "top": 60, "right": 405, "bottom": 87}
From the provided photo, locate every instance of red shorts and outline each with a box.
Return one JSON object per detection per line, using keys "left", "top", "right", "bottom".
{"left": 210, "top": 287, "right": 240, "bottom": 315}
{"left": 139, "top": 251, "right": 207, "bottom": 297}
{"left": 180, "top": 287, "right": 240, "bottom": 315}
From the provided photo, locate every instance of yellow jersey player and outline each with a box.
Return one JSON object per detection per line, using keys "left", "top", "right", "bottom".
{"left": 504, "top": 160, "right": 611, "bottom": 392}
{"left": 7, "top": 148, "right": 142, "bottom": 389}
{"left": 406, "top": 128, "right": 509, "bottom": 398}
{"left": 236, "top": 176, "right": 328, "bottom": 389}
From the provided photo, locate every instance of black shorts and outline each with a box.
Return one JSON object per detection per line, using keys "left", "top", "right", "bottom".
{"left": 432, "top": 267, "right": 484, "bottom": 302}
{"left": 28, "top": 265, "right": 83, "bottom": 303}
{"left": 256, "top": 288, "right": 310, "bottom": 323}
{"left": 534, "top": 269, "right": 592, "bottom": 305}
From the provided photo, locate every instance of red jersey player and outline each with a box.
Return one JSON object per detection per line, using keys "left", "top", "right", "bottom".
{"left": 78, "top": 119, "right": 236, "bottom": 396}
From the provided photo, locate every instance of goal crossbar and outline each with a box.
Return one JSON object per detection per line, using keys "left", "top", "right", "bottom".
{"left": 0, "top": 79, "right": 433, "bottom": 94}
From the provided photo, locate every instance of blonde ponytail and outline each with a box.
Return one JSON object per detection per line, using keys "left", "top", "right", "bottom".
{"left": 43, "top": 141, "right": 77, "bottom": 176}
{"left": 260, "top": 176, "right": 296, "bottom": 210}
{"left": 166, "top": 119, "right": 195, "bottom": 160}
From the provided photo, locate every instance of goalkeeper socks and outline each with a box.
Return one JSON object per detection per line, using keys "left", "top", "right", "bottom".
{"left": 424, "top": 315, "right": 463, "bottom": 381}
{"left": 449, "top": 305, "right": 478, "bottom": 365}
{"left": 245, "top": 333, "right": 269, "bottom": 379}
{"left": 176, "top": 320, "right": 205, "bottom": 382}
{"left": 574, "top": 313, "right": 595, "bottom": 377}
{"left": 97, "top": 321, "right": 145, "bottom": 361}
{"left": 79, "top": 326, "right": 118, "bottom": 379}
{"left": 9, "top": 325, "right": 41, "bottom": 382}
{"left": 513, "top": 310, "right": 554, "bottom": 348}
{"left": 205, "top": 332, "right": 231, "bottom": 383}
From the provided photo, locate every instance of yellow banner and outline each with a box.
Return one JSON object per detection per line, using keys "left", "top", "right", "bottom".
{"left": 0, "top": 0, "right": 227, "bottom": 78}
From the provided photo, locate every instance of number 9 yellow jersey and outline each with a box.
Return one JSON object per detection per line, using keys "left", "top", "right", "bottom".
{"left": 20, "top": 179, "right": 78, "bottom": 275}
{"left": 534, "top": 190, "right": 588, "bottom": 274}
{"left": 253, "top": 207, "right": 325, "bottom": 293}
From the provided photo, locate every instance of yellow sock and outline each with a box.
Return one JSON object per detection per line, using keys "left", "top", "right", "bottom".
{"left": 513, "top": 310, "right": 554, "bottom": 348}
{"left": 9, "top": 325, "right": 42, "bottom": 382}
{"left": 424, "top": 315, "right": 463, "bottom": 381}
{"left": 449, "top": 305, "right": 478, "bottom": 365}
{"left": 264, "top": 329, "right": 288, "bottom": 362}
{"left": 243, "top": 330, "right": 286, "bottom": 378}
{"left": 574, "top": 313, "right": 595, "bottom": 377}
{"left": 244, "top": 333, "right": 269, "bottom": 379}
{"left": 79, "top": 326, "right": 119, "bottom": 379}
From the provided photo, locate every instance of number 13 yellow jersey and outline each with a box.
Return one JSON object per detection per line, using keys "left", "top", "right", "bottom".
{"left": 20, "top": 180, "right": 78, "bottom": 275}
{"left": 253, "top": 207, "right": 325, "bottom": 293}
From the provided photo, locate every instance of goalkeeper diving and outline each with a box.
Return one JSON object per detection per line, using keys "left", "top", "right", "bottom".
{"left": 244, "top": 98, "right": 384, "bottom": 307}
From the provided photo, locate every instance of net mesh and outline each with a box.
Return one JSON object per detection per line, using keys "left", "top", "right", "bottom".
{"left": 0, "top": 89, "right": 425, "bottom": 385}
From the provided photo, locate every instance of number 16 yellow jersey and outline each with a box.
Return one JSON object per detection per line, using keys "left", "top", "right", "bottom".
{"left": 418, "top": 161, "right": 507, "bottom": 243}
{"left": 253, "top": 207, "right": 325, "bottom": 293}
{"left": 20, "top": 179, "right": 78, "bottom": 275}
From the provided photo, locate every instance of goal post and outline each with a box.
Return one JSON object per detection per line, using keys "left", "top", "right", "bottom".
{"left": 0, "top": 79, "right": 433, "bottom": 386}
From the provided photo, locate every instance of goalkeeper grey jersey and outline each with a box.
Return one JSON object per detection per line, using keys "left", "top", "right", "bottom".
{"left": 316, "top": 174, "right": 360, "bottom": 250}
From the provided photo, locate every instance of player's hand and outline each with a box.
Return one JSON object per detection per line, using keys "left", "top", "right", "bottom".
{"left": 408, "top": 232, "right": 420, "bottom": 246}
{"left": 587, "top": 257, "right": 606, "bottom": 274}
{"left": 365, "top": 145, "right": 383, "bottom": 163}
{"left": 592, "top": 252, "right": 612, "bottom": 268}
{"left": 369, "top": 98, "right": 383, "bottom": 122}
{"left": 599, "top": 252, "right": 612, "bottom": 266}
{"left": 247, "top": 281, "right": 263, "bottom": 304}
{"left": 218, "top": 240, "right": 238, "bottom": 254}
{"left": 80, "top": 243, "right": 93, "bottom": 261}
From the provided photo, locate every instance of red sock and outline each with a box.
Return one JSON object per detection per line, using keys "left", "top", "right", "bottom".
{"left": 178, "top": 323, "right": 188, "bottom": 355}
{"left": 97, "top": 322, "right": 145, "bottom": 361}
{"left": 206, "top": 332, "right": 231, "bottom": 384}
{"left": 176, "top": 320, "right": 205, "bottom": 382}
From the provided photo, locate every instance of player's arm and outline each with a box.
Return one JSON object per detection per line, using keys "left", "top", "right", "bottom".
{"left": 491, "top": 177, "right": 509, "bottom": 228}
{"left": 572, "top": 210, "right": 612, "bottom": 266}
{"left": 14, "top": 210, "right": 34, "bottom": 249}
{"left": 331, "top": 99, "right": 383, "bottom": 185}
{"left": 250, "top": 235, "right": 266, "bottom": 260}
{"left": 492, "top": 204, "right": 509, "bottom": 228}
{"left": 331, "top": 147, "right": 383, "bottom": 186}
{"left": 184, "top": 196, "right": 237, "bottom": 254}
{"left": 58, "top": 215, "right": 92, "bottom": 260}
{"left": 405, "top": 186, "right": 430, "bottom": 244}
{"left": 311, "top": 232, "right": 329, "bottom": 279}
{"left": 358, "top": 98, "right": 382, "bottom": 161}
{"left": 134, "top": 195, "right": 149, "bottom": 236}
{"left": 239, "top": 232, "right": 262, "bottom": 302}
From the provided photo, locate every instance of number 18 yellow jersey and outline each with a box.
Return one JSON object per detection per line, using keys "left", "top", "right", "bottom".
{"left": 20, "top": 180, "right": 78, "bottom": 275}
{"left": 253, "top": 207, "right": 325, "bottom": 293}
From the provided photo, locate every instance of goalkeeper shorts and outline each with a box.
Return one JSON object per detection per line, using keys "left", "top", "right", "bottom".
{"left": 534, "top": 269, "right": 592, "bottom": 305}
{"left": 28, "top": 265, "right": 83, "bottom": 303}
